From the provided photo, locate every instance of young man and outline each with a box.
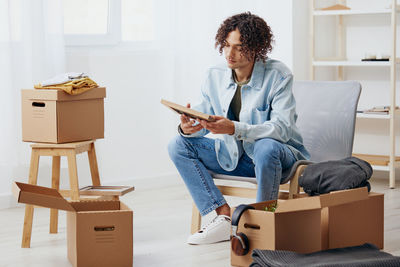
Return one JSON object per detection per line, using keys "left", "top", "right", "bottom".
{"left": 168, "top": 12, "right": 309, "bottom": 245}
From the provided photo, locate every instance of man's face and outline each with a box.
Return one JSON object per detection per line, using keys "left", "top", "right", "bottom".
{"left": 223, "top": 29, "right": 254, "bottom": 70}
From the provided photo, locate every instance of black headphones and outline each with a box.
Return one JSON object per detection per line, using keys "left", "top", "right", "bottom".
{"left": 231, "top": 204, "right": 255, "bottom": 256}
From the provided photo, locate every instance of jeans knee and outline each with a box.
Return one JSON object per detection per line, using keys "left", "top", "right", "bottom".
{"left": 253, "top": 138, "right": 281, "bottom": 163}
{"left": 167, "top": 135, "right": 186, "bottom": 162}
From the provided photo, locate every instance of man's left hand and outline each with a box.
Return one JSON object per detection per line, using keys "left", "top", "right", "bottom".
{"left": 199, "top": 116, "right": 235, "bottom": 135}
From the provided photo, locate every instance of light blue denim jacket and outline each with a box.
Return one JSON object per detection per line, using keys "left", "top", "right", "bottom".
{"left": 180, "top": 59, "right": 310, "bottom": 171}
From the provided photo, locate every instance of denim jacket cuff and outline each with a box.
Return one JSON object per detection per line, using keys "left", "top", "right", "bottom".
{"left": 233, "top": 121, "right": 247, "bottom": 140}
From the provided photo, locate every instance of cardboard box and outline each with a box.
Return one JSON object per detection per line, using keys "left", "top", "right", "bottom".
{"left": 21, "top": 87, "right": 106, "bottom": 143}
{"left": 230, "top": 188, "right": 384, "bottom": 267}
{"left": 13, "top": 182, "right": 133, "bottom": 267}
{"left": 328, "top": 192, "right": 384, "bottom": 249}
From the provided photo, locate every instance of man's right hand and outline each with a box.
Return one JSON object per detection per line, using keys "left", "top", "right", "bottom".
{"left": 179, "top": 103, "right": 204, "bottom": 135}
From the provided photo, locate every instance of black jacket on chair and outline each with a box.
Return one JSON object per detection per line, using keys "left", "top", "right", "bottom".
{"left": 299, "top": 157, "right": 373, "bottom": 196}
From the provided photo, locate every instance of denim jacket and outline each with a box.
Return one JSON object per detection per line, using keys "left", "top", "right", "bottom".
{"left": 180, "top": 59, "right": 310, "bottom": 171}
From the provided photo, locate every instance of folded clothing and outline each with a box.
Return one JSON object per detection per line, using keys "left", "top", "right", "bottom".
{"left": 250, "top": 243, "right": 400, "bottom": 267}
{"left": 34, "top": 75, "right": 98, "bottom": 95}
{"left": 41, "top": 72, "right": 88, "bottom": 86}
{"left": 299, "top": 156, "right": 372, "bottom": 196}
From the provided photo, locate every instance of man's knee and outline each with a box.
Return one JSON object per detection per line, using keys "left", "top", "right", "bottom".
{"left": 253, "top": 138, "right": 282, "bottom": 162}
{"left": 167, "top": 135, "right": 186, "bottom": 161}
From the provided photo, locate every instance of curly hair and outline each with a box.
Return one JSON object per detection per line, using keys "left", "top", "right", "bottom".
{"left": 215, "top": 12, "right": 274, "bottom": 62}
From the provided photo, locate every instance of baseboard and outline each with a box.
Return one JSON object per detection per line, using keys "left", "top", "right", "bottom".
{"left": 0, "top": 192, "right": 19, "bottom": 210}
{"left": 101, "top": 171, "right": 180, "bottom": 186}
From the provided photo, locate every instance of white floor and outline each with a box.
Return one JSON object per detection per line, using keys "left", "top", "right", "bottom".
{"left": 0, "top": 175, "right": 399, "bottom": 267}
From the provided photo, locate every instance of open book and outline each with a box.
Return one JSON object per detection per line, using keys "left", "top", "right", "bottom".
{"left": 161, "top": 99, "right": 215, "bottom": 122}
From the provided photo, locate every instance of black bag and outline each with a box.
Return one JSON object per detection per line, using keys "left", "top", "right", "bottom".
{"left": 299, "top": 156, "right": 372, "bottom": 196}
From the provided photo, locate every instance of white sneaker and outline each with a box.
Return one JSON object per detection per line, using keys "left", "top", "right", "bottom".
{"left": 187, "top": 215, "right": 231, "bottom": 245}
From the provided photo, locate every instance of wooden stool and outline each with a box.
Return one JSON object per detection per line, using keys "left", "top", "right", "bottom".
{"left": 21, "top": 140, "right": 101, "bottom": 248}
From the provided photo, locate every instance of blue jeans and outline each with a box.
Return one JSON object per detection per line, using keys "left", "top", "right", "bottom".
{"left": 167, "top": 135, "right": 297, "bottom": 216}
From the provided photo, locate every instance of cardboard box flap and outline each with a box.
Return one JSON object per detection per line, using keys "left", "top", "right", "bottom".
{"left": 21, "top": 87, "right": 106, "bottom": 101}
{"left": 13, "top": 182, "right": 75, "bottom": 211}
{"left": 318, "top": 187, "right": 368, "bottom": 207}
{"left": 276, "top": 187, "right": 369, "bottom": 213}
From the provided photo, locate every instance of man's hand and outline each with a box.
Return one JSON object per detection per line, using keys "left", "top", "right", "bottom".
{"left": 179, "top": 103, "right": 204, "bottom": 135}
{"left": 199, "top": 115, "right": 235, "bottom": 135}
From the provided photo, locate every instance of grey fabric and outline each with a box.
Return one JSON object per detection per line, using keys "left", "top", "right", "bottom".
{"left": 293, "top": 81, "right": 361, "bottom": 163}
{"left": 250, "top": 243, "right": 400, "bottom": 267}
{"left": 299, "top": 156, "right": 372, "bottom": 195}
{"left": 212, "top": 81, "right": 362, "bottom": 185}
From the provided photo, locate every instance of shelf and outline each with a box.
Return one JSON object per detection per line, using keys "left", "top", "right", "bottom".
{"left": 371, "top": 165, "right": 390, "bottom": 171}
{"left": 313, "top": 8, "right": 399, "bottom": 16}
{"left": 312, "top": 60, "right": 398, "bottom": 66}
{"left": 356, "top": 109, "right": 400, "bottom": 119}
{"left": 356, "top": 113, "right": 390, "bottom": 119}
{"left": 353, "top": 153, "right": 400, "bottom": 167}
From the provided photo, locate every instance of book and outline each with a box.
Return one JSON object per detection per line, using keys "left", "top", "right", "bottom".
{"left": 361, "top": 58, "right": 389, "bottom": 61}
{"left": 161, "top": 99, "right": 216, "bottom": 122}
{"left": 79, "top": 185, "right": 135, "bottom": 196}
{"left": 362, "top": 111, "right": 389, "bottom": 115}
{"left": 361, "top": 105, "right": 399, "bottom": 114}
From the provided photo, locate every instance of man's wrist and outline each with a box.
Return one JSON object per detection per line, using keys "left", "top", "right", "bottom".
{"left": 178, "top": 124, "right": 190, "bottom": 136}
{"left": 229, "top": 121, "right": 235, "bottom": 135}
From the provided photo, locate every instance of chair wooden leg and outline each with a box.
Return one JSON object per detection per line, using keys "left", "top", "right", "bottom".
{"left": 50, "top": 156, "right": 60, "bottom": 234}
{"left": 88, "top": 142, "right": 101, "bottom": 186}
{"left": 67, "top": 150, "right": 80, "bottom": 201}
{"left": 191, "top": 202, "right": 201, "bottom": 234}
{"left": 22, "top": 149, "right": 40, "bottom": 248}
{"left": 288, "top": 165, "right": 307, "bottom": 199}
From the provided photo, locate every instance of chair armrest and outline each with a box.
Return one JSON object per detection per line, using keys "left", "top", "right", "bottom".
{"left": 281, "top": 160, "right": 313, "bottom": 184}
{"left": 288, "top": 164, "right": 308, "bottom": 199}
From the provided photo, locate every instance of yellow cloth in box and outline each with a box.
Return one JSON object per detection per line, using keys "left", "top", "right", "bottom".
{"left": 34, "top": 77, "right": 98, "bottom": 95}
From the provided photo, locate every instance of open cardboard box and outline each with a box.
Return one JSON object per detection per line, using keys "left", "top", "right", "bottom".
{"left": 21, "top": 87, "right": 106, "bottom": 143}
{"left": 13, "top": 182, "right": 133, "bottom": 267}
{"left": 230, "top": 187, "right": 384, "bottom": 267}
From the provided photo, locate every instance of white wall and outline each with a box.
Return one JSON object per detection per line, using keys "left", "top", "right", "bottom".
{"left": 170, "top": 0, "right": 295, "bottom": 103}
{"left": 0, "top": 0, "right": 66, "bottom": 209}
{"left": 63, "top": 0, "right": 297, "bottom": 187}
{"left": 292, "top": 0, "right": 310, "bottom": 80}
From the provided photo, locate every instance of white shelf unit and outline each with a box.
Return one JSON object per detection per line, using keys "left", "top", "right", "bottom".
{"left": 313, "top": 8, "right": 399, "bottom": 16}
{"left": 310, "top": 0, "right": 399, "bottom": 188}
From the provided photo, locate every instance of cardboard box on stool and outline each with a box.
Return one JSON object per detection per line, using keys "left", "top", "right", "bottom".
{"left": 230, "top": 187, "right": 384, "bottom": 267}
{"left": 21, "top": 87, "right": 106, "bottom": 143}
{"left": 13, "top": 182, "right": 133, "bottom": 267}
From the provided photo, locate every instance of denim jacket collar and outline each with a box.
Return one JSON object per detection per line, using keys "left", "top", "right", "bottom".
{"left": 223, "top": 60, "right": 265, "bottom": 90}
